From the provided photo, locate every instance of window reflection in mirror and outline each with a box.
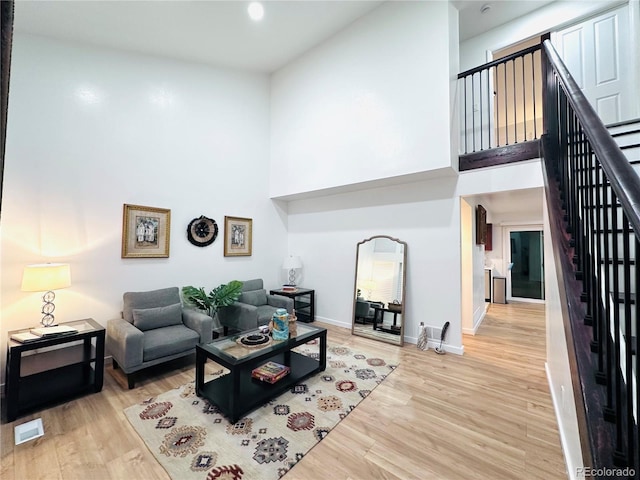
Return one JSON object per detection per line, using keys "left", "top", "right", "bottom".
{"left": 352, "top": 235, "right": 407, "bottom": 346}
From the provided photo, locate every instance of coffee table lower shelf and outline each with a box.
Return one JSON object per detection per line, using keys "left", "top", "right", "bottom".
{"left": 197, "top": 351, "right": 322, "bottom": 423}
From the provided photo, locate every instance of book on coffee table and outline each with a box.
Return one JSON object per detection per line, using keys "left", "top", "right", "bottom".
{"left": 251, "top": 361, "right": 290, "bottom": 384}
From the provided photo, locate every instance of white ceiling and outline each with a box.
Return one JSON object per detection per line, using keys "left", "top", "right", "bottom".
{"left": 454, "top": 0, "right": 556, "bottom": 41}
{"left": 470, "top": 187, "right": 543, "bottom": 219}
{"left": 13, "top": 0, "right": 559, "bottom": 73}
{"left": 13, "top": 1, "right": 384, "bottom": 73}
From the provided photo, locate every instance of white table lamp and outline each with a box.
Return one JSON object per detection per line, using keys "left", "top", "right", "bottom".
{"left": 21, "top": 263, "right": 71, "bottom": 327}
{"left": 282, "top": 255, "right": 302, "bottom": 286}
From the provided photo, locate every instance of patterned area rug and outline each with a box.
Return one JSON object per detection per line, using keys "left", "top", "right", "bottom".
{"left": 124, "top": 340, "right": 397, "bottom": 480}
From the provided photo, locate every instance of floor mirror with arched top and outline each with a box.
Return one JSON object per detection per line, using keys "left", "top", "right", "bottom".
{"left": 351, "top": 235, "right": 407, "bottom": 346}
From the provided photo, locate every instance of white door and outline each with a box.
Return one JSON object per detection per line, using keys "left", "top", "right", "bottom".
{"left": 552, "top": 5, "right": 633, "bottom": 124}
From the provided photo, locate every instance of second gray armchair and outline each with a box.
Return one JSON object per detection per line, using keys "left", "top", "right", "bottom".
{"left": 217, "top": 278, "right": 294, "bottom": 334}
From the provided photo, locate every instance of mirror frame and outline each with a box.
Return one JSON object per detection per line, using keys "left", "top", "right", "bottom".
{"left": 351, "top": 235, "right": 407, "bottom": 346}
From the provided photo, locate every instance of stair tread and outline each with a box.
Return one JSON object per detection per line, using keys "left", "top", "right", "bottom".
{"left": 619, "top": 143, "right": 640, "bottom": 150}
{"left": 611, "top": 128, "right": 640, "bottom": 137}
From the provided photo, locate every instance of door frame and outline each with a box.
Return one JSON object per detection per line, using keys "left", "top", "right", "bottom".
{"left": 502, "top": 224, "right": 545, "bottom": 303}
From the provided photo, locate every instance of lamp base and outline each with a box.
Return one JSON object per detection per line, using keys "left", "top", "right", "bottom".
{"left": 288, "top": 269, "right": 297, "bottom": 286}
{"left": 41, "top": 290, "right": 56, "bottom": 326}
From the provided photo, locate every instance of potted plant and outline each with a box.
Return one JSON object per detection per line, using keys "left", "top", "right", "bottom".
{"left": 182, "top": 280, "right": 243, "bottom": 318}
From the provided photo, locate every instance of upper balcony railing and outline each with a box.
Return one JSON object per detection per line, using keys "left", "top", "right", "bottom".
{"left": 458, "top": 44, "right": 543, "bottom": 168}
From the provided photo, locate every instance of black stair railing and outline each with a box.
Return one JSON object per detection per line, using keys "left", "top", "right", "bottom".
{"left": 541, "top": 39, "right": 639, "bottom": 478}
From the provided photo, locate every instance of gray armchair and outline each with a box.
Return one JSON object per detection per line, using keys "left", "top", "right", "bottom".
{"left": 217, "top": 279, "right": 294, "bottom": 333}
{"left": 355, "top": 298, "right": 384, "bottom": 324}
{"left": 106, "top": 287, "right": 213, "bottom": 389}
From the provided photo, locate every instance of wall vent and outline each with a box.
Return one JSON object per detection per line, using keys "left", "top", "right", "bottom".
{"left": 427, "top": 327, "right": 443, "bottom": 341}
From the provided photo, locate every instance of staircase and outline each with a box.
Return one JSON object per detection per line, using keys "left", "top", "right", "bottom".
{"left": 609, "top": 119, "right": 640, "bottom": 166}
{"left": 541, "top": 39, "right": 639, "bottom": 477}
{"left": 458, "top": 38, "right": 640, "bottom": 476}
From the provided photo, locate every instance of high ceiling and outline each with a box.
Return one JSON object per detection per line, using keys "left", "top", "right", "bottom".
{"left": 13, "top": 0, "right": 558, "bottom": 73}
{"left": 13, "top": 1, "right": 384, "bottom": 73}
{"left": 454, "top": 0, "right": 556, "bottom": 41}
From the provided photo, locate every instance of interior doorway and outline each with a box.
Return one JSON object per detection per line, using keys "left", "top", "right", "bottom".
{"left": 504, "top": 226, "right": 544, "bottom": 302}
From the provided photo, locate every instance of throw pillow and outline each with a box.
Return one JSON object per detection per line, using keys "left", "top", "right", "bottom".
{"left": 132, "top": 303, "right": 182, "bottom": 331}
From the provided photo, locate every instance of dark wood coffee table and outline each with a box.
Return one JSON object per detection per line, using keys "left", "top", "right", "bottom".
{"left": 195, "top": 323, "right": 327, "bottom": 423}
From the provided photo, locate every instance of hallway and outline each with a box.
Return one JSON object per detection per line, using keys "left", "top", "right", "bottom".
{"left": 289, "top": 301, "right": 567, "bottom": 479}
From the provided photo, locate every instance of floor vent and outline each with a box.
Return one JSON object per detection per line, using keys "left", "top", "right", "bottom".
{"left": 14, "top": 418, "right": 44, "bottom": 445}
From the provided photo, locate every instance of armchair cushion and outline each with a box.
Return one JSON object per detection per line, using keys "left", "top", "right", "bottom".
{"left": 132, "top": 303, "right": 182, "bottom": 331}
{"left": 240, "top": 289, "right": 267, "bottom": 307}
{"left": 143, "top": 324, "right": 200, "bottom": 362}
{"left": 123, "top": 287, "right": 181, "bottom": 323}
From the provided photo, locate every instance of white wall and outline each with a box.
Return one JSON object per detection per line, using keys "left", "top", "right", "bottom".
{"left": 269, "top": 1, "right": 457, "bottom": 199}
{"left": 286, "top": 175, "right": 464, "bottom": 353}
{"left": 460, "top": 198, "right": 474, "bottom": 333}
{"left": 1, "top": 35, "right": 288, "bottom": 381}
{"left": 461, "top": 198, "right": 487, "bottom": 335}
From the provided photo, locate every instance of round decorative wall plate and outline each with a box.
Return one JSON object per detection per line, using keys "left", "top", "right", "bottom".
{"left": 187, "top": 215, "right": 218, "bottom": 247}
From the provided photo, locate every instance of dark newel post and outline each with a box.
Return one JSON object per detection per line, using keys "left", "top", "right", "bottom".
{"left": 0, "top": 0, "right": 14, "bottom": 217}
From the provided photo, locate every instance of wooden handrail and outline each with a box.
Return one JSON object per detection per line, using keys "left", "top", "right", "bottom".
{"left": 457, "top": 44, "right": 541, "bottom": 79}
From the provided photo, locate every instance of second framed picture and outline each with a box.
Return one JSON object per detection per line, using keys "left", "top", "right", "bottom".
{"left": 224, "top": 216, "right": 252, "bottom": 256}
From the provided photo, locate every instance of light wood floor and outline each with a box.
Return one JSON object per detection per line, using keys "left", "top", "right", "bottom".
{"left": 1, "top": 302, "right": 567, "bottom": 479}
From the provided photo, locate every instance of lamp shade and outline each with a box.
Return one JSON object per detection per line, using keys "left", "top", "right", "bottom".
{"left": 360, "top": 279, "right": 377, "bottom": 291}
{"left": 21, "top": 263, "right": 71, "bottom": 292}
{"left": 282, "top": 255, "right": 302, "bottom": 270}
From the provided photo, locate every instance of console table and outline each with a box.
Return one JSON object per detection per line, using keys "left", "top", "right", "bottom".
{"left": 269, "top": 288, "right": 315, "bottom": 323}
{"left": 371, "top": 305, "right": 402, "bottom": 335}
{"left": 5, "top": 318, "right": 105, "bottom": 422}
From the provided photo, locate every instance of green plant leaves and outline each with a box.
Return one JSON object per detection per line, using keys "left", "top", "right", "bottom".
{"left": 182, "top": 281, "right": 243, "bottom": 316}
{"left": 182, "top": 286, "right": 212, "bottom": 312}
{"left": 211, "top": 280, "right": 243, "bottom": 308}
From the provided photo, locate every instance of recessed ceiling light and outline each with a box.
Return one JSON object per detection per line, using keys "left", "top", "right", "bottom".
{"left": 248, "top": 2, "right": 264, "bottom": 21}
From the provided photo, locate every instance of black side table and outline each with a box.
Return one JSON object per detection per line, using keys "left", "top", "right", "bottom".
{"left": 270, "top": 288, "right": 315, "bottom": 323}
{"left": 5, "top": 318, "right": 105, "bottom": 422}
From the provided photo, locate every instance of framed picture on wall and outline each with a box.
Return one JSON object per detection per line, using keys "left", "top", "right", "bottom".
{"left": 224, "top": 216, "right": 253, "bottom": 256}
{"left": 122, "top": 204, "right": 171, "bottom": 258}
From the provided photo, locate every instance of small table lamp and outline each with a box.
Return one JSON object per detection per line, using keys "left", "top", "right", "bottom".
{"left": 282, "top": 255, "right": 302, "bottom": 286}
{"left": 360, "top": 279, "right": 377, "bottom": 299}
{"left": 21, "top": 263, "right": 71, "bottom": 327}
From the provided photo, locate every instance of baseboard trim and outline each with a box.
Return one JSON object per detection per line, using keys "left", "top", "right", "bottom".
{"left": 545, "top": 362, "right": 581, "bottom": 480}
{"left": 313, "top": 317, "right": 351, "bottom": 330}
{"left": 463, "top": 304, "right": 488, "bottom": 335}
{"left": 317, "top": 318, "right": 464, "bottom": 354}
